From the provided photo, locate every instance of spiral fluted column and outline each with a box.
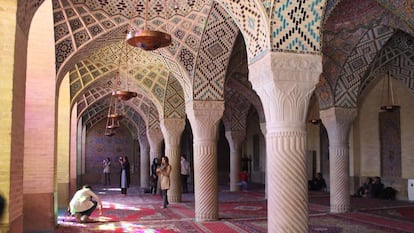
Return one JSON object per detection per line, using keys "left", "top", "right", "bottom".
{"left": 259, "top": 122, "right": 267, "bottom": 199}
{"left": 147, "top": 127, "right": 163, "bottom": 162}
{"left": 161, "top": 118, "right": 185, "bottom": 202}
{"left": 250, "top": 52, "right": 322, "bottom": 233}
{"left": 225, "top": 130, "right": 245, "bottom": 191}
{"left": 320, "top": 107, "right": 357, "bottom": 213}
{"left": 186, "top": 100, "right": 224, "bottom": 222}
{"left": 138, "top": 132, "right": 150, "bottom": 188}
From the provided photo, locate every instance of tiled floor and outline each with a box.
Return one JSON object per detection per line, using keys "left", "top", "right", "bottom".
{"left": 56, "top": 184, "right": 414, "bottom": 232}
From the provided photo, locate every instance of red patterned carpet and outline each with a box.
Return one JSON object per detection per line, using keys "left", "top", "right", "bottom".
{"left": 55, "top": 186, "right": 414, "bottom": 232}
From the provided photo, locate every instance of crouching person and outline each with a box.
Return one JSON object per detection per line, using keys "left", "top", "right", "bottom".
{"left": 69, "top": 184, "right": 103, "bottom": 222}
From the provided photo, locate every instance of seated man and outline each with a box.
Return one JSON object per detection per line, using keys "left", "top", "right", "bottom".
{"left": 354, "top": 177, "right": 373, "bottom": 197}
{"left": 368, "top": 176, "right": 384, "bottom": 198}
{"left": 308, "top": 173, "right": 327, "bottom": 191}
{"left": 69, "top": 185, "right": 103, "bottom": 222}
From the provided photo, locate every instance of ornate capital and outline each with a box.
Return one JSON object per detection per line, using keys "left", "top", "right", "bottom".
{"left": 225, "top": 130, "right": 246, "bottom": 149}
{"left": 320, "top": 107, "right": 357, "bottom": 146}
{"left": 160, "top": 118, "right": 186, "bottom": 146}
{"left": 147, "top": 127, "right": 163, "bottom": 149}
{"left": 249, "top": 52, "right": 322, "bottom": 130}
{"left": 186, "top": 101, "right": 224, "bottom": 140}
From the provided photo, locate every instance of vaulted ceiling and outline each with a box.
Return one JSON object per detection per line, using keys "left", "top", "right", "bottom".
{"left": 19, "top": 0, "right": 414, "bottom": 134}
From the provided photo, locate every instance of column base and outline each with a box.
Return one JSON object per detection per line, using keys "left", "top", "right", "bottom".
{"left": 195, "top": 213, "right": 219, "bottom": 222}
{"left": 168, "top": 195, "right": 181, "bottom": 203}
{"left": 24, "top": 193, "right": 54, "bottom": 232}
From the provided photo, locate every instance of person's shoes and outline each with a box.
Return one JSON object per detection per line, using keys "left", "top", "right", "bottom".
{"left": 161, "top": 206, "right": 167, "bottom": 209}
{"left": 80, "top": 215, "right": 90, "bottom": 223}
{"left": 74, "top": 213, "right": 81, "bottom": 222}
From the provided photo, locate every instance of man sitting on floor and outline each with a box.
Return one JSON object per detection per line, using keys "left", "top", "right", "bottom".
{"left": 68, "top": 184, "right": 103, "bottom": 222}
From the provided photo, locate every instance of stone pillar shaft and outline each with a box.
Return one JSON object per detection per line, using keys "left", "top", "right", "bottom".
{"left": 138, "top": 133, "right": 150, "bottom": 188}
{"left": 186, "top": 101, "right": 224, "bottom": 222}
{"left": 161, "top": 118, "right": 185, "bottom": 202}
{"left": 225, "top": 130, "right": 245, "bottom": 191}
{"left": 320, "top": 107, "right": 357, "bottom": 213}
{"left": 249, "top": 52, "right": 321, "bottom": 233}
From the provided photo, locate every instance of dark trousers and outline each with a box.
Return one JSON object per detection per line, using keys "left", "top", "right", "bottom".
{"left": 150, "top": 176, "right": 158, "bottom": 195}
{"left": 161, "top": 189, "right": 169, "bottom": 208}
{"left": 78, "top": 200, "right": 97, "bottom": 216}
{"left": 181, "top": 174, "right": 189, "bottom": 193}
{"left": 104, "top": 173, "right": 111, "bottom": 185}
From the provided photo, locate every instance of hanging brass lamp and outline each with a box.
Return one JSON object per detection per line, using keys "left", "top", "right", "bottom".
{"left": 126, "top": 0, "right": 171, "bottom": 50}
{"left": 105, "top": 96, "right": 121, "bottom": 136}
{"left": 113, "top": 90, "right": 138, "bottom": 101}
{"left": 380, "top": 71, "right": 400, "bottom": 112}
{"left": 113, "top": 42, "right": 137, "bottom": 101}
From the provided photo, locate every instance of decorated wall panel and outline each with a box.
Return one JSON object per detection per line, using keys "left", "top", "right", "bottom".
{"left": 193, "top": 2, "right": 239, "bottom": 100}
{"left": 85, "top": 120, "right": 134, "bottom": 174}
{"left": 334, "top": 25, "right": 395, "bottom": 108}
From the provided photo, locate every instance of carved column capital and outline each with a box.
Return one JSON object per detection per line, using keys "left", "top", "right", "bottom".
{"left": 147, "top": 127, "right": 163, "bottom": 162}
{"left": 320, "top": 107, "right": 357, "bottom": 146}
{"left": 147, "top": 127, "right": 163, "bottom": 148}
{"left": 249, "top": 52, "right": 322, "bottom": 130}
{"left": 224, "top": 130, "right": 246, "bottom": 147}
{"left": 160, "top": 118, "right": 186, "bottom": 146}
{"left": 186, "top": 100, "right": 225, "bottom": 140}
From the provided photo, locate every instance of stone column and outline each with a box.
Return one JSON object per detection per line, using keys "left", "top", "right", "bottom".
{"left": 147, "top": 127, "right": 163, "bottom": 162}
{"left": 225, "top": 130, "right": 245, "bottom": 191}
{"left": 70, "top": 104, "right": 78, "bottom": 196}
{"left": 161, "top": 118, "right": 186, "bottom": 202}
{"left": 186, "top": 100, "right": 224, "bottom": 221}
{"left": 259, "top": 122, "right": 267, "bottom": 198}
{"left": 320, "top": 107, "right": 357, "bottom": 213}
{"left": 24, "top": 1, "right": 57, "bottom": 231}
{"left": 250, "top": 52, "right": 321, "bottom": 233}
{"left": 138, "top": 132, "right": 150, "bottom": 188}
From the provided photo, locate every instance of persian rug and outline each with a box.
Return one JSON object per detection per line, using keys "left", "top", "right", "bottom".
{"left": 55, "top": 185, "right": 414, "bottom": 232}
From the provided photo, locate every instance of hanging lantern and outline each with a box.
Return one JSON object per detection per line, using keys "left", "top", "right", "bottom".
{"left": 380, "top": 72, "right": 400, "bottom": 112}
{"left": 126, "top": 0, "right": 171, "bottom": 50}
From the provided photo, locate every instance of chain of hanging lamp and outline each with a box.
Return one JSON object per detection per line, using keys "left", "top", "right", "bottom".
{"left": 380, "top": 71, "right": 400, "bottom": 112}
{"left": 105, "top": 41, "right": 136, "bottom": 136}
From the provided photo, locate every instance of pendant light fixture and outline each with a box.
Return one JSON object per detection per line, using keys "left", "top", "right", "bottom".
{"left": 126, "top": 0, "right": 171, "bottom": 50}
{"left": 105, "top": 94, "right": 124, "bottom": 136}
{"left": 104, "top": 41, "right": 137, "bottom": 136}
{"left": 113, "top": 41, "right": 138, "bottom": 101}
{"left": 380, "top": 71, "right": 400, "bottom": 112}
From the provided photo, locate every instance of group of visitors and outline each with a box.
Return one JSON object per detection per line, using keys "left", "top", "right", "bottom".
{"left": 101, "top": 156, "right": 131, "bottom": 194}
{"left": 68, "top": 154, "right": 193, "bottom": 222}
{"left": 149, "top": 156, "right": 173, "bottom": 208}
{"left": 149, "top": 155, "right": 191, "bottom": 195}
{"left": 354, "top": 176, "right": 395, "bottom": 199}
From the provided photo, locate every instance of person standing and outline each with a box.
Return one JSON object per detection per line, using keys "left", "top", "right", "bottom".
{"left": 157, "top": 156, "right": 171, "bottom": 208}
{"left": 119, "top": 156, "right": 131, "bottom": 196}
{"left": 103, "top": 157, "right": 111, "bottom": 186}
{"left": 68, "top": 185, "right": 103, "bottom": 223}
{"left": 150, "top": 158, "right": 160, "bottom": 195}
{"left": 180, "top": 155, "right": 190, "bottom": 193}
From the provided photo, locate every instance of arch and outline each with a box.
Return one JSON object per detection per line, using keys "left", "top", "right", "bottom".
{"left": 192, "top": 2, "right": 240, "bottom": 101}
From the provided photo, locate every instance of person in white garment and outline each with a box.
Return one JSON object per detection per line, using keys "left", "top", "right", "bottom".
{"left": 69, "top": 185, "right": 103, "bottom": 222}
